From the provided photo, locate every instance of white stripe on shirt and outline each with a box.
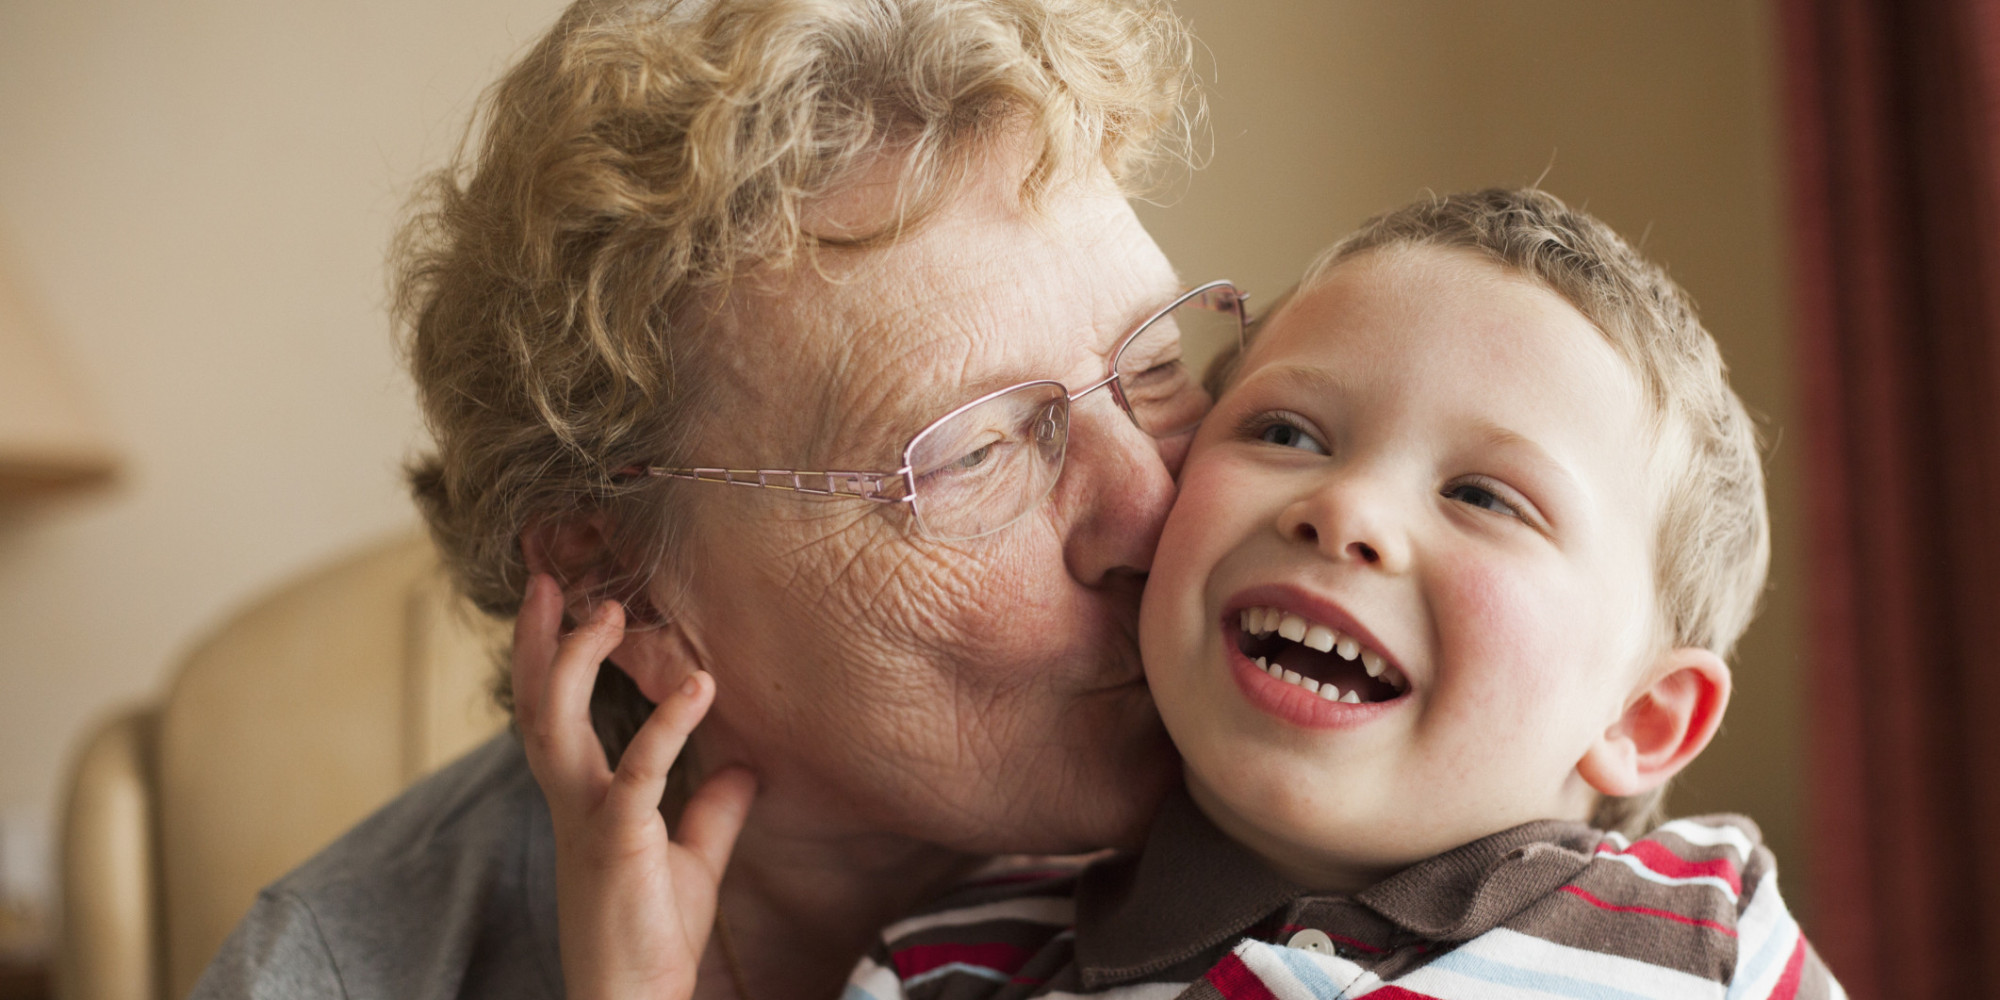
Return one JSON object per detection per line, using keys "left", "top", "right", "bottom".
{"left": 1598, "top": 852, "right": 1744, "bottom": 901}
{"left": 1401, "top": 927, "right": 1726, "bottom": 1000}
{"left": 878, "top": 895, "right": 1077, "bottom": 941}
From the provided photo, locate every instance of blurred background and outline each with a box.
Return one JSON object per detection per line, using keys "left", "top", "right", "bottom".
{"left": 1, "top": 1, "right": 1989, "bottom": 998}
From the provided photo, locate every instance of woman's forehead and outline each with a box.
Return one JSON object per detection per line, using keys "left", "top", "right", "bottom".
{"left": 709, "top": 183, "right": 1179, "bottom": 460}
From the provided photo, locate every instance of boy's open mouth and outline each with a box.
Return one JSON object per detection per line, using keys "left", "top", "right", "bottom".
{"left": 1233, "top": 606, "right": 1409, "bottom": 704}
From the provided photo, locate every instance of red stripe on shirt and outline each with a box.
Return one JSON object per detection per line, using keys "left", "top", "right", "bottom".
{"left": 1767, "top": 936, "right": 1808, "bottom": 1000}
{"left": 1203, "top": 950, "right": 1281, "bottom": 1000}
{"left": 1560, "top": 885, "right": 1738, "bottom": 937}
{"left": 1597, "top": 839, "right": 1744, "bottom": 894}
{"left": 1366, "top": 987, "right": 1446, "bottom": 999}
{"left": 891, "top": 942, "right": 1034, "bottom": 979}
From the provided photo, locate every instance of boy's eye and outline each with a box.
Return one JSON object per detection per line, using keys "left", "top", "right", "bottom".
{"left": 1256, "top": 419, "right": 1328, "bottom": 455}
{"left": 1443, "top": 480, "right": 1522, "bottom": 518}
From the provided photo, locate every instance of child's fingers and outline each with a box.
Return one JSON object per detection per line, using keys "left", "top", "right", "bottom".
{"left": 516, "top": 583, "right": 625, "bottom": 785}
{"left": 540, "top": 600, "right": 625, "bottom": 777}
{"left": 510, "top": 574, "right": 564, "bottom": 736}
{"left": 604, "top": 671, "right": 715, "bottom": 826}
{"left": 675, "top": 767, "right": 758, "bottom": 880}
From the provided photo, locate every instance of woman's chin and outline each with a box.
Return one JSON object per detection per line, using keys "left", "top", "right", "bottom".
{"left": 1000, "top": 713, "right": 1179, "bottom": 855}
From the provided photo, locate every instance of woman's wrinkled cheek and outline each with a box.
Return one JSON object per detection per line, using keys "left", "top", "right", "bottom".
{"left": 822, "top": 525, "right": 1014, "bottom": 663}
{"left": 739, "top": 503, "right": 949, "bottom": 642}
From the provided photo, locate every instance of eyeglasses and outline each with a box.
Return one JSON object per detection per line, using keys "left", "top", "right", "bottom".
{"left": 644, "top": 280, "right": 1248, "bottom": 540}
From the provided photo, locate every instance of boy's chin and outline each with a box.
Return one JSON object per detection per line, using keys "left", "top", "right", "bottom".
{"left": 1182, "top": 772, "right": 1426, "bottom": 893}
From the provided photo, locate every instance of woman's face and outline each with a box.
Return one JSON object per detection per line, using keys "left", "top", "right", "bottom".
{"left": 636, "top": 158, "right": 1186, "bottom": 854}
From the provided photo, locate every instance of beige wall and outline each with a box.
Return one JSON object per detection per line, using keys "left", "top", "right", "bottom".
{"left": 0, "top": 0, "right": 570, "bottom": 915}
{"left": 0, "top": 0, "right": 1801, "bottom": 922}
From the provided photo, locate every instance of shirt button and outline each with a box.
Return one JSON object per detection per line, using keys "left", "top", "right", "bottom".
{"left": 1286, "top": 929, "right": 1336, "bottom": 954}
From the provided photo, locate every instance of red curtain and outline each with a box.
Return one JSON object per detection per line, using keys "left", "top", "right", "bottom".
{"left": 1783, "top": 0, "right": 2000, "bottom": 995}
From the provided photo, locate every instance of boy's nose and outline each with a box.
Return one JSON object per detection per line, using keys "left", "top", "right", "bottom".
{"left": 1276, "top": 479, "right": 1412, "bottom": 573}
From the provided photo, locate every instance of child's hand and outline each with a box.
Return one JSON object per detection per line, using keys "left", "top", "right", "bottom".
{"left": 513, "top": 574, "right": 758, "bottom": 1000}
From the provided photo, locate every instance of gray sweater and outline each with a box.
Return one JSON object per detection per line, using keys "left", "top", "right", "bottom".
{"left": 188, "top": 735, "right": 564, "bottom": 999}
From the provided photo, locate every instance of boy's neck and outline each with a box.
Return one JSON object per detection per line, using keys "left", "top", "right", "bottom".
{"left": 1185, "top": 777, "right": 1388, "bottom": 893}
{"left": 1183, "top": 776, "right": 1595, "bottom": 895}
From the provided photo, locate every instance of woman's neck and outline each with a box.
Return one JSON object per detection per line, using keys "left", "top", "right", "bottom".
{"left": 692, "top": 816, "right": 984, "bottom": 1000}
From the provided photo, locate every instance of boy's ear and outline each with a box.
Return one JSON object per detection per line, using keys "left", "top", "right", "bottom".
{"left": 1576, "top": 648, "right": 1732, "bottom": 798}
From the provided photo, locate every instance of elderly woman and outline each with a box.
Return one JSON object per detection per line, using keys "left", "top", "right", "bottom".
{"left": 191, "top": 0, "right": 1247, "bottom": 997}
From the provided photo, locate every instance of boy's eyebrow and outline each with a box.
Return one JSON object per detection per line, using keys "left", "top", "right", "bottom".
{"left": 1248, "top": 364, "right": 1592, "bottom": 486}
{"left": 1467, "top": 421, "right": 1594, "bottom": 516}
{"left": 1250, "top": 363, "right": 1351, "bottom": 401}
{"left": 1251, "top": 364, "right": 1594, "bottom": 511}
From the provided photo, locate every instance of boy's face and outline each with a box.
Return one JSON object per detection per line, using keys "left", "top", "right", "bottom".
{"left": 1141, "top": 246, "right": 1663, "bottom": 890}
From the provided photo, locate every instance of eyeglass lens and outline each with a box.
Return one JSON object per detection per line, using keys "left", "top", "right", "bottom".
{"left": 1114, "top": 285, "right": 1246, "bottom": 437}
{"left": 905, "top": 381, "right": 1071, "bottom": 540}
{"left": 905, "top": 286, "right": 1244, "bottom": 540}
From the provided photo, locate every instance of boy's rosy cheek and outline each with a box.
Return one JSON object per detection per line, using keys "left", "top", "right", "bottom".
{"left": 1160, "top": 462, "right": 1242, "bottom": 539}
{"left": 1435, "top": 556, "right": 1571, "bottom": 695}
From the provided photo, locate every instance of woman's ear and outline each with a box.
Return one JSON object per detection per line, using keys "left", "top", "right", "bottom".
{"left": 609, "top": 614, "right": 710, "bottom": 706}
{"left": 1576, "top": 648, "right": 1732, "bottom": 798}
{"left": 521, "top": 514, "right": 671, "bottom": 625}
{"left": 520, "top": 514, "right": 616, "bottom": 623}
{"left": 519, "top": 517, "right": 707, "bottom": 705}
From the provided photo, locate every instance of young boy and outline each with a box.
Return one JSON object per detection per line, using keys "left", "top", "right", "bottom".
{"left": 843, "top": 189, "right": 1842, "bottom": 999}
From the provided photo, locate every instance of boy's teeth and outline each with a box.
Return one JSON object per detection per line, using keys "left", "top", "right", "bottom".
{"left": 1262, "top": 662, "right": 1345, "bottom": 702}
{"left": 1237, "top": 604, "right": 1410, "bottom": 695}
{"left": 1303, "top": 625, "right": 1336, "bottom": 653}
{"left": 1261, "top": 660, "right": 1394, "bottom": 705}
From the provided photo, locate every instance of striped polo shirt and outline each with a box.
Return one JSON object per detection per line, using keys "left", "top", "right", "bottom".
{"left": 844, "top": 791, "right": 1842, "bottom": 1000}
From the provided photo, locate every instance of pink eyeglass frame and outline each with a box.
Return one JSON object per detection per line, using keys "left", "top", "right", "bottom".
{"left": 640, "top": 279, "right": 1246, "bottom": 513}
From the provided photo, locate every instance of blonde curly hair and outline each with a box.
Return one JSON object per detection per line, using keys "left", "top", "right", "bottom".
{"left": 394, "top": 0, "right": 1197, "bottom": 745}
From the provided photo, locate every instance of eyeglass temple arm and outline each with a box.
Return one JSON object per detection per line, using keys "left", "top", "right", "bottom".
{"left": 644, "top": 283, "right": 1247, "bottom": 503}
{"left": 644, "top": 466, "right": 915, "bottom": 503}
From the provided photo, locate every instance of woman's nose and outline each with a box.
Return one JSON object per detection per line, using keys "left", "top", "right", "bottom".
{"left": 1053, "top": 399, "right": 1177, "bottom": 585}
{"left": 1276, "top": 476, "right": 1412, "bottom": 573}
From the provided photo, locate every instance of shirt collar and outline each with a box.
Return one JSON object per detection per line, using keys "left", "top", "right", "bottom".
{"left": 1073, "top": 787, "right": 1603, "bottom": 987}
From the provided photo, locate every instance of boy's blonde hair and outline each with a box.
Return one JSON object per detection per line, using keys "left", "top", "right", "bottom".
{"left": 1275, "top": 189, "right": 1770, "bottom": 833}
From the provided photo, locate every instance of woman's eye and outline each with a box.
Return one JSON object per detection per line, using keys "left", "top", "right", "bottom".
{"left": 1256, "top": 421, "right": 1327, "bottom": 454}
{"left": 1443, "top": 481, "right": 1521, "bottom": 518}
{"left": 952, "top": 444, "right": 993, "bottom": 470}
